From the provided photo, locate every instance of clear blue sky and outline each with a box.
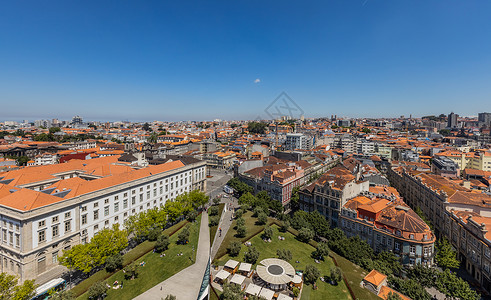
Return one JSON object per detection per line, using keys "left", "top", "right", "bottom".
{"left": 1, "top": 1, "right": 490, "bottom": 122}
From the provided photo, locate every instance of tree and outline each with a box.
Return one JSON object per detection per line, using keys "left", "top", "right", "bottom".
{"left": 16, "top": 156, "right": 30, "bottom": 166}
{"left": 59, "top": 224, "right": 128, "bottom": 274}
{"left": 239, "top": 192, "right": 256, "bottom": 207}
{"left": 221, "top": 283, "right": 244, "bottom": 300}
{"left": 269, "top": 199, "right": 283, "bottom": 215}
{"left": 213, "top": 197, "right": 221, "bottom": 205}
{"left": 227, "top": 178, "right": 253, "bottom": 197}
{"left": 123, "top": 263, "right": 139, "bottom": 280}
{"left": 304, "top": 265, "right": 320, "bottom": 285}
{"left": 177, "top": 225, "right": 191, "bottom": 244}
{"left": 49, "top": 127, "right": 61, "bottom": 134}
{"left": 235, "top": 209, "right": 243, "bottom": 219}
{"left": 49, "top": 289, "right": 75, "bottom": 300}
{"left": 247, "top": 122, "right": 267, "bottom": 134}
{"left": 208, "top": 215, "right": 219, "bottom": 227}
{"left": 236, "top": 224, "right": 246, "bottom": 238}
{"left": 435, "top": 269, "right": 479, "bottom": 300}
{"left": 142, "top": 122, "right": 151, "bottom": 131}
{"left": 386, "top": 292, "right": 402, "bottom": 300}
{"left": 257, "top": 212, "right": 267, "bottom": 225}
{"left": 147, "top": 227, "right": 161, "bottom": 241}
{"left": 148, "top": 133, "right": 158, "bottom": 144}
{"left": 297, "top": 227, "right": 314, "bottom": 243}
{"left": 208, "top": 206, "right": 219, "bottom": 216}
{"left": 312, "top": 242, "right": 329, "bottom": 260}
{"left": 277, "top": 249, "right": 292, "bottom": 261}
{"left": 105, "top": 254, "right": 123, "bottom": 272}
{"left": 227, "top": 241, "right": 242, "bottom": 257}
{"left": 262, "top": 225, "right": 273, "bottom": 240}
{"left": 372, "top": 251, "right": 402, "bottom": 276}
{"left": 155, "top": 234, "right": 170, "bottom": 252}
{"left": 329, "top": 267, "right": 342, "bottom": 285}
{"left": 186, "top": 210, "right": 198, "bottom": 222}
{"left": 389, "top": 277, "right": 431, "bottom": 300}
{"left": 236, "top": 217, "right": 245, "bottom": 227}
{"left": 279, "top": 220, "right": 290, "bottom": 233}
{"left": 244, "top": 246, "right": 260, "bottom": 264}
{"left": 406, "top": 264, "right": 438, "bottom": 288}
{"left": 188, "top": 189, "right": 208, "bottom": 208}
{"left": 252, "top": 206, "right": 264, "bottom": 217}
{"left": 0, "top": 273, "right": 37, "bottom": 300}
{"left": 435, "top": 237, "right": 460, "bottom": 269}
{"left": 87, "top": 281, "right": 108, "bottom": 300}
{"left": 290, "top": 187, "right": 300, "bottom": 211}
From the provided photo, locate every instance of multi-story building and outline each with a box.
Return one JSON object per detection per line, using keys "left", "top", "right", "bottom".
{"left": 340, "top": 193, "right": 435, "bottom": 266}
{"left": 299, "top": 166, "right": 369, "bottom": 226}
{"left": 239, "top": 162, "right": 305, "bottom": 207}
{"left": 431, "top": 156, "right": 459, "bottom": 178}
{"left": 478, "top": 112, "right": 491, "bottom": 128}
{"left": 284, "top": 133, "right": 313, "bottom": 151}
{"left": 0, "top": 155, "right": 206, "bottom": 282}
{"left": 387, "top": 165, "right": 491, "bottom": 292}
{"left": 448, "top": 112, "right": 458, "bottom": 128}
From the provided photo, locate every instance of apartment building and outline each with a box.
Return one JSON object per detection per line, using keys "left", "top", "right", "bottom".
{"left": 340, "top": 192, "right": 435, "bottom": 266}
{"left": 239, "top": 162, "right": 305, "bottom": 207}
{"left": 299, "top": 166, "right": 369, "bottom": 227}
{"left": 0, "top": 155, "right": 206, "bottom": 282}
{"left": 284, "top": 133, "right": 313, "bottom": 151}
{"left": 387, "top": 165, "right": 491, "bottom": 292}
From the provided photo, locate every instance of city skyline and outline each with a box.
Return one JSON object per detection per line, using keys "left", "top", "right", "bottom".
{"left": 1, "top": 1, "right": 490, "bottom": 121}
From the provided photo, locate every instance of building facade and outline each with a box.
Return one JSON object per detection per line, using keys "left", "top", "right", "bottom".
{"left": 0, "top": 155, "right": 206, "bottom": 282}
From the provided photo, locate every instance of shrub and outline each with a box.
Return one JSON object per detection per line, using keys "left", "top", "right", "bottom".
{"left": 292, "top": 287, "right": 300, "bottom": 297}
{"left": 177, "top": 225, "right": 191, "bottom": 244}
{"left": 209, "top": 215, "right": 219, "bottom": 227}
{"left": 227, "top": 241, "right": 242, "bottom": 257}
{"left": 236, "top": 224, "right": 247, "bottom": 238}
{"left": 105, "top": 254, "right": 123, "bottom": 272}
{"left": 297, "top": 227, "right": 314, "bottom": 243}
{"left": 279, "top": 220, "right": 290, "bottom": 233}
{"left": 304, "top": 264, "right": 320, "bottom": 285}
{"left": 87, "top": 281, "right": 108, "bottom": 299}
{"left": 235, "top": 209, "right": 243, "bottom": 219}
{"left": 244, "top": 246, "right": 260, "bottom": 264}
{"left": 209, "top": 206, "right": 219, "bottom": 216}
{"left": 262, "top": 225, "right": 273, "bottom": 240}
{"left": 155, "top": 234, "right": 170, "bottom": 252}
{"left": 277, "top": 249, "right": 292, "bottom": 261}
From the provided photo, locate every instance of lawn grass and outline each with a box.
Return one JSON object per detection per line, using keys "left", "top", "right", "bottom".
{"left": 213, "top": 210, "right": 273, "bottom": 261}
{"left": 76, "top": 215, "right": 201, "bottom": 300}
{"left": 216, "top": 225, "right": 351, "bottom": 300}
{"left": 70, "top": 218, "right": 190, "bottom": 297}
{"left": 209, "top": 203, "right": 225, "bottom": 244}
{"left": 329, "top": 252, "right": 380, "bottom": 300}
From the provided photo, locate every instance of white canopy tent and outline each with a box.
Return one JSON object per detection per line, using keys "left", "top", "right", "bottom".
{"left": 244, "top": 283, "right": 262, "bottom": 296}
{"left": 230, "top": 274, "right": 246, "bottom": 286}
{"left": 258, "top": 287, "right": 275, "bottom": 300}
{"left": 215, "top": 269, "right": 231, "bottom": 281}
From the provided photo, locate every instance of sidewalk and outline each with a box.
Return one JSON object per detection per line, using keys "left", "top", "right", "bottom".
{"left": 210, "top": 202, "right": 235, "bottom": 260}
{"left": 134, "top": 212, "right": 210, "bottom": 300}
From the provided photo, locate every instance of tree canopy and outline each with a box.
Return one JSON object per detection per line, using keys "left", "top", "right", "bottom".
{"left": 0, "top": 273, "right": 37, "bottom": 300}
